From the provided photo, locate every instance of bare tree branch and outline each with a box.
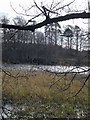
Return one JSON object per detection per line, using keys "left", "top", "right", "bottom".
{"left": 10, "top": 2, "right": 35, "bottom": 17}
{"left": 70, "top": 73, "right": 90, "bottom": 98}
{"left": 33, "top": 0, "right": 44, "bottom": 14}
{"left": 62, "top": 73, "right": 77, "bottom": 91}
{"left": 0, "top": 12, "right": 90, "bottom": 32}
{"left": 2, "top": 69, "right": 28, "bottom": 80}
{"left": 52, "top": 0, "right": 75, "bottom": 12}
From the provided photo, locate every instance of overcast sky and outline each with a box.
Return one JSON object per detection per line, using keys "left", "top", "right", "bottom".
{"left": 0, "top": 0, "right": 88, "bottom": 30}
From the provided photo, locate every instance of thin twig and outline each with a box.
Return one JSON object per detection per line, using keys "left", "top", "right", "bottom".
{"left": 70, "top": 73, "right": 90, "bottom": 98}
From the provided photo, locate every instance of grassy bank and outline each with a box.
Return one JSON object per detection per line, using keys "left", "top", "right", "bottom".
{"left": 2, "top": 69, "right": 88, "bottom": 118}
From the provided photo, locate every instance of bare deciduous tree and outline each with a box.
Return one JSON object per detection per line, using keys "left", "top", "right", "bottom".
{"left": 0, "top": 0, "right": 90, "bottom": 119}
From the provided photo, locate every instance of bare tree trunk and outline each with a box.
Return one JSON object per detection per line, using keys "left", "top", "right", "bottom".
{"left": 70, "top": 37, "right": 72, "bottom": 49}
{"left": 68, "top": 37, "right": 70, "bottom": 49}
{"left": 76, "top": 32, "right": 79, "bottom": 52}
{"left": 44, "top": 26, "right": 47, "bottom": 44}
{"left": 55, "top": 23, "right": 57, "bottom": 46}
{"left": 33, "top": 31, "right": 36, "bottom": 44}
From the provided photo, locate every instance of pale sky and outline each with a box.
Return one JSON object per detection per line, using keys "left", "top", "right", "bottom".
{"left": 0, "top": 0, "right": 88, "bottom": 16}
{"left": 0, "top": 0, "right": 88, "bottom": 30}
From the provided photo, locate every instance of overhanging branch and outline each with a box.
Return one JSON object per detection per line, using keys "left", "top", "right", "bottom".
{"left": 0, "top": 12, "right": 90, "bottom": 32}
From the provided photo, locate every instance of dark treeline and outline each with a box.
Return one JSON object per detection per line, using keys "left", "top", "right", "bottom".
{"left": 1, "top": 16, "right": 88, "bottom": 66}
{"left": 2, "top": 41, "right": 88, "bottom": 66}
